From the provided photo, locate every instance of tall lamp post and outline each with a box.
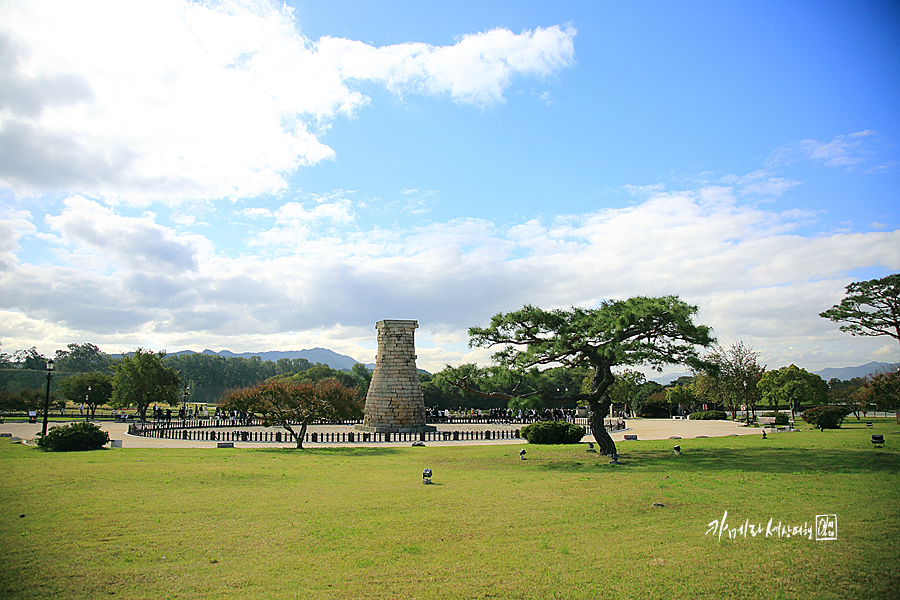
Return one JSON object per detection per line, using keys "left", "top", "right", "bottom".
{"left": 85, "top": 385, "right": 92, "bottom": 421}
{"left": 743, "top": 380, "right": 750, "bottom": 426}
{"left": 41, "top": 359, "right": 54, "bottom": 436}
{"left": 182, "top": 384, "right": 189, "bottom": 420}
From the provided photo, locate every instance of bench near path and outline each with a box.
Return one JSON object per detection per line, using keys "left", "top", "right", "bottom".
{"left": 1, "top": 418, "right": 762, "bottom": 449}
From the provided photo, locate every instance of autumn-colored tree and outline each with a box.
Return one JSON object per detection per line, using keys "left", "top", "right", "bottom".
{"left": 221, "top": 378, "right": 361, "bottom": 449}
{"left": 698, "top": 341, "right": 765, "bottom": 422}
{"left": 827, "top": 378, "right": 868, "bottom": 420}
{"left": 859, "top": 369, "right": 900, "bottom": 413}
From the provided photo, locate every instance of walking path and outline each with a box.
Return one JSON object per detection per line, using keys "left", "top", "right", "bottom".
{"left": 1, "top": 418, "right": 766, "bottom": 449}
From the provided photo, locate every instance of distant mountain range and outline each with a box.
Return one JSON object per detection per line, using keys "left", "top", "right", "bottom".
{"left": 170, "top": 348, "right": 363, "bottom": 371}
{"left": 814, "top": 361, "right": 899, "bottom": 381}
{"left": 653, "top": 361, "right": 899, "bottom": 385}
{"left": 168, "top": 349, "right": 897, "bottom": 383}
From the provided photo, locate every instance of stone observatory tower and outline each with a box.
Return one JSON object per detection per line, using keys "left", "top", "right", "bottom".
{"left": 356, "top": 319, "right": 434, "bottom": 433}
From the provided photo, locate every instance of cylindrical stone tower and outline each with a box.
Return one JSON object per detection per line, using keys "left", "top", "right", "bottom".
{"left": 356, "top": 319, "right": 435, "bottom": 433}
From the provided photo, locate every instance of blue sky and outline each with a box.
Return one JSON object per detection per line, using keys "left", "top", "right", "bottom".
{"left": 1, "top": 0, "right": 898, "bottom": 374}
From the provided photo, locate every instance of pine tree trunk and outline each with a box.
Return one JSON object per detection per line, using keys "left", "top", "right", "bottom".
{"left": 589, "top": 398, "right": 617, "bottom": 455}
{"left": 587, "top": 362, "right": 618, "bottom": 455}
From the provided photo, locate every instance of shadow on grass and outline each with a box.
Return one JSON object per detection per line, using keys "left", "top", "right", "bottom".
{"left": 537, "top": 446, "right": 899, "bottom": 474}
{"left": 248, "top": 446, "right": 402, "bottom": 456}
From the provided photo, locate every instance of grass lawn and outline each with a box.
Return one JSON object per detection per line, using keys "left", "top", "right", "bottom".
{"left": 1, "top": 420, "right": 898, "bottom": 599}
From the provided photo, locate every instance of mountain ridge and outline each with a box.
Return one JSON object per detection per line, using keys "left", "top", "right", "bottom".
{"left": 170, "top": 348, "right": 362, "bottom": 372}
{"left": 168, "top": 349, "right": 897, "bottom": 382}
{"left": 652, "top": 361, "right": 899, "bottom": 385}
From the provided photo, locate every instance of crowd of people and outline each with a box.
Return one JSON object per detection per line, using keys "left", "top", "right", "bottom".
{"left": 150, "top": 403, "right": 210, "bottom": 422}
{"left": 138, "top": 403, "right": 600, "bottom": 427}
{"left": 425, "top": 406, "right": 580, "bottom": 423}
{"left": 211, "top": 407, "right": 259, "bottom": 425}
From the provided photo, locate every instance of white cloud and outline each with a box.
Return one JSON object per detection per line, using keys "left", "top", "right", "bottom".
{"left": 319, "top": 25, "right": 575, "bottom": 107}
{"left": 44, "top": 196, "right": 211, "bottom": 273}
{"left": 0, "top": 204, "right": 35, "bottom": 268}
{"left": 621, "top": 183, "right": 666, "bottom": 197}
{"left": 3, "top": 182, "right": 898, "bottom": 372}
{"left": 722, "top": 170, "right": 802, "bottom": 198}
{"left": 0, "top": 0, "right": 576, "bottom": 203}
{"left": 244, "top": 194, "right": 358, "bottom": 253}
{"left": 867, "top": 161, "right": 898, "bottom": 174}
{"left": 768, "top": 130, "right": 881, "bottom": 170}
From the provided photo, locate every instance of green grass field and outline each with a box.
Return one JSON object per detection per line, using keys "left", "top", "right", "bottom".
{"left": 1, "top": 420, "right": 898, "bottom": 599}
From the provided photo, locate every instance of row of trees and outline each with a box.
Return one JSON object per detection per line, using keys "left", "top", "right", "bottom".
{"left": 161, "top": 353, "right": 373, "bottom": 403}
{"left": 437, "top": 273, "right": 898, "bottom": 454}
{"left": 0, "top": 344, "right": 373, "bottom": 422}
{"left": 422, "top": 341, "right": 895, "bottom": 422}
{"left": 0, "top": 342, "right": 114, "bottom": 374}
{"left": 0, "top": 344, "right": 366, "bottom": 397}
{"left": 0, "top": 349, "right": 183, "bottom": 420}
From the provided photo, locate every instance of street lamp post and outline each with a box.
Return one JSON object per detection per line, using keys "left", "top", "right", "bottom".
{"left": 85, "top": 385, "right": 91, "bottom": 420}
{"left": 182, "top": 384, "right": 189, "bottom": 420}
{"left": 41, "top": 359, "right": 54, "bottom": 436}
{"left": 744, "top": 380, "right": 750, "bottom": 426}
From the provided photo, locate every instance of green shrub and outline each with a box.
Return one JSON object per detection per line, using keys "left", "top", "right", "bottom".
{"left": 760, "top": 411, "right": 789, "bottom": 425}
{"left": 520, "top": 421, "right": 585, "bottom": 444}
{"left": 801, "top": 405, "right": 852, "bottom": 430}
{"left": 636, "top": 404, "right": 670, "bottom": 418}
{"left": 634, "top": 392, "right": 670, "bottom": 418}
{"left": 689, "top": 410, "right": 728, "bottom": 420}
{"left": 36, "top": 421, "right": 110, "bottom": 451}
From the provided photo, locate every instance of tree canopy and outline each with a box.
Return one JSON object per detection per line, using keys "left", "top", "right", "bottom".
{"left": 54, "top": 343, "right": 113, "bottom": 374}
{"left": 111, "top": 349, "right": 181, "bottom": 420}
{"left": 429, "top": 363, "right": 588, "bottom": 411}
{"left": 162, "top": 353, "right": 370, "bottom": 405}
{"left": 820, "top": 273, "right": 900, "bottom": 349}
{"left": 697, "top": 341, "right": 765, "bottom": 421}
{"left": 456, "top": 296, "right": 715, "bottom": 454}
{"left": 827, "top": 377, "right": 868, "bottom": 419}
{"left": 860, "top": 369, "right": 900, "bottom": 412}
{"left": 606, "top": 368, "right": 646, "bottom": 414}
{"left": 58, "top": 372, "right": 113, "bottom": 417}
{"left": 12, "top": 347, "right": 47, "bottom": 370}
{"left": 221, "top": 378, "right": 361, "bottom": 448}
{"left": 757, "top": 364, "right": 827, "bottom": 418}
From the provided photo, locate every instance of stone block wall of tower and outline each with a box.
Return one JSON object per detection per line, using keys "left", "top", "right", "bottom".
{"left": 358, "top": 319, "right": 433, "bottom": 433}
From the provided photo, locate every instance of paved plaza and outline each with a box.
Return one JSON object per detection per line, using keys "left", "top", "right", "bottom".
{"left": 1, "top": 417, "right": 768, "bottom": 449}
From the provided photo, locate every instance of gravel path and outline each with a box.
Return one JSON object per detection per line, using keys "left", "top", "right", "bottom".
{"left": 1, "top": 417, "right": 768, "bottom": 449}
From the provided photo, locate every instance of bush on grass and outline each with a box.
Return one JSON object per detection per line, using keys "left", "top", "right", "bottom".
{"left": 689, "top": 410, "right": 728, "bottom": 420}
{"left": 520, "top": 420, "right": 585, "bottom": 444}
{"left": 759, "top": 411, "right": 789, "bottom": 425}
{"left": 801, "top": 405, "right": 852, "bottom": 430}
{"left": 36, "top": 421, "right": 109, "bottom": 451}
